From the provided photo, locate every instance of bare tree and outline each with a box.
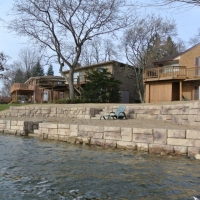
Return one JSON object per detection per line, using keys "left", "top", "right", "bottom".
{"left": 122, "top": 15, "right": 178, "bottom": 102}
{"left": 80, "top": 41, "right": 95, "bottom": 66}
{"left": 189, "top": 28, "right": 200, "bottom": 46}
{"left": 0, "top": 52, "right": 9, "bottom": 78}
{"left": 103, "top": 39, "right": 118, "bottom": 61}
{"left": 18, "top": 48, "right": 41, "bottom": 72}
{"left": 91, "top": 38, "right": 102, "bottom": 64}
{"left": 1, "top": 65, "right": 17, "bottom": 96}
{"left": 0, "top": 60, "right": 23, "bottom": 96}
{"left": 9, "top": 0, "right": 132, "bottom": 98}
{"left": 153, "top": 0, "right": 200, "bottom": 6}
{"left": 80, "top": 37, "right": 118, "bottom": 66}
{"left": 18, "top": 47, "right": 43, "bottom": 80}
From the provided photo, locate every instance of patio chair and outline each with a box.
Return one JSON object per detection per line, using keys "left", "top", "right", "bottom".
{"left": 182, "top": 95, "right": 189, "bottom": 101}
{"left": 100, "top": 105, "right": 127, "bottom": 120}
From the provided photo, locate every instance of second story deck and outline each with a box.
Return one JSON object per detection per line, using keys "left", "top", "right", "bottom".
{"left": 10, "top": 83, "right": 34, "bottom": 94}
{"left": 143, "top": 66, "right": 200, "bottom": 82}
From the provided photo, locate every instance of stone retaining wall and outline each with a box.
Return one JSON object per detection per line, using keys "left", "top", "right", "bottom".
{"left": 1, "top": 106, "right": 102, "bottom": 119}
{"left": 1, "top": 119, "right": 200, "bottom": 157}
{"left": 0, "top": 120, "right": 41, "bottom": 136}
{"left": 38, "top": 122, "right": 200, "bottom": 156}
{"left": 2, "top": 102, "right": 200, "bottom": 127}
{"left": 103, "top": 101, "right": 200, "bottom": 127}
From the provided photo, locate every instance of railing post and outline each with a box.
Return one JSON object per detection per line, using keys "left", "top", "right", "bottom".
{"left": 180, "top": 81, "right": 182, "bottom": 101}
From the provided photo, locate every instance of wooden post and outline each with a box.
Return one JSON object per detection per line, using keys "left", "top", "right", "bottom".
{"left": 51, "top": 88, "right": 53, "bottom": 103}
{"left": 145, "top": 84, "right": 150, "bottom": 103}
{"left": 158, "top": 67, "right": 160, "bottom": 79}
{"left": 180, "top": 81, "right": 182, "bottom": 101}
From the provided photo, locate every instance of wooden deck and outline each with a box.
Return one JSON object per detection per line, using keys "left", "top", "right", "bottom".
{"left": 10, "top": 83, "right": 34, "bottom": 94}
{"left": 144, "top": 66, "right": 200, "bottom": 82}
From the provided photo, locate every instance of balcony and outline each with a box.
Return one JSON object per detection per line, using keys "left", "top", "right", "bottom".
{"left": 187, "top": 67, "right": 200, "bottom": 80}
{"left": 10, "top": 83, "right": 34, "bottom": 93}
{"left": 143, "top": 66, "right": 187, "bottom": 82}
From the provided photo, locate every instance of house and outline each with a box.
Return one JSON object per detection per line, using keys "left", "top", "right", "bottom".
{"left": 10, "top": 76, "right": 66, "bottom": 103}
{"left": 143, "top": 43, "right": 200, "bottom": 103}
{"left": 63, "top": 60, "right": 138, "bottom": 103}
{"left": 0, "top": 96, "right": 12, "bottom": 104}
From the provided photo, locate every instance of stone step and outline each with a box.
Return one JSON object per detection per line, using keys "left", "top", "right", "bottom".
{"left": 94, "top": 114, "right": 103, "bottom": 117}
{"left": 91, "top": 116, "right": 100, "bottom": 120}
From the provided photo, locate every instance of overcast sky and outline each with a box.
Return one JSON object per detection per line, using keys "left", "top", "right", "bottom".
{"left": 0, "top": 1, "right": 200, "bottom": 73}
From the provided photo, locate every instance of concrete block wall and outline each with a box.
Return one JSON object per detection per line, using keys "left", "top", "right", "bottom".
{"left": 1, "top": 106, "right": 102, "bottom": 119}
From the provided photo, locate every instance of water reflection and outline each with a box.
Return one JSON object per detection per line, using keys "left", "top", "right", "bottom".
{"left": 0, "top": 134, "right": 200, "bottom": 200}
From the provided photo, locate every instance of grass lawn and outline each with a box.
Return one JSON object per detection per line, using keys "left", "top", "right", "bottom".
{"left": 0, "top": 103, "right": 31, "bottom": 112}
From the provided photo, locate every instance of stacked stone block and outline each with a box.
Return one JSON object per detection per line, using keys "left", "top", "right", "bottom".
{"left": 0, "top": 120, "right": 25, "bottom": 135}
{"left": 0, "top": 120, "right": 41, "bottom": 136}
{"left": 0, "top": 119, "right": 200, "bottom": 156}
{"left": 2, "top": 102, "right": 200, "bottom": 127}
{"left": 100, "top": 101, "right": 200, "bottom": 127}
{"left": 37, "top": 123, "right": 200, "bottom": 156}
{"left": 1, "top": 106, "right": 102, "bottom": 119}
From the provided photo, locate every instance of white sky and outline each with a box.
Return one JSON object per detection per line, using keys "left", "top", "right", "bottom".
{"left": 0, "top": 1, "right": 200, "bottom": 74}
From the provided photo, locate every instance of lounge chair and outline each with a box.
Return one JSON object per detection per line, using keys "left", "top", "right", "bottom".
{"left": 182, "top": 95, "right": 189, "bottom": 101}
{"left": 100, "top": 105, "right": 127, "bottom": 120}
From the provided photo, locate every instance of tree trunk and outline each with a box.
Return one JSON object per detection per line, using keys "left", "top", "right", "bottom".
{"left": 59, "top": 65, "right": 75, "bottom": 99}
{"left": 68, "top": 69, "right": 74, "bottom": 99}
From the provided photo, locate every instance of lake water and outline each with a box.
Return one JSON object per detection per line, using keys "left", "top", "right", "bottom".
{"left": 0, "top": 134, "right": 200, "bottom": 200}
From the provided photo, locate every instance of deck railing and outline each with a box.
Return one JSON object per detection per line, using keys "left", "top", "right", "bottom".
{"left": 187, "top": 67, "right": 200, "bottom": 79}
{"left": 10, "top": 83, "right": 34, "bottom": 93}
{"left": 144, "top": 66, "right": 186, "bottom": 81}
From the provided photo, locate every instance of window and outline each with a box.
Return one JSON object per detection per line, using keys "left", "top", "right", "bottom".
{"left": 195, "top": 57, "right": 200, "bottom": 76}
{"left": 97, "top": 66, "right": 106, "bottom": 72}
{"left": 74, "top": 72, "right": 80, "bottom": 83}
{"left": 195, "top": 57, "right": 200, "bottom": 67}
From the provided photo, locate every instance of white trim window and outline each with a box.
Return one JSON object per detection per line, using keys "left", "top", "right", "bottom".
{"left": 195, "top": 57, "right": 200, "bottom": 67}
{"left": 195, "top": 57, "right": 200, "bottom": 76}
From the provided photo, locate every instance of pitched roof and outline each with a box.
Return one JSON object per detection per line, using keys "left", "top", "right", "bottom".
{"left": 63, "top": 60, "right": 122, "bottom": 73}
{"left": 154, "top": 52, "right": 181, "bottom": 64}
{"left": 154, "top": 43, "right": 200, "bottom": 65}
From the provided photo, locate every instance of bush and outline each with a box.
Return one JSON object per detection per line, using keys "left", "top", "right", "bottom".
{"left": 54, "top": 98, "right": 85, "bottom": 104}
{"left": 82, "top": 68, "right": 121, "bottom": 103}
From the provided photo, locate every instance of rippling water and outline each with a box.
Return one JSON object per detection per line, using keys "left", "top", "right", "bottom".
{"left": 0, "top": 134, "right": 200, "bottom": 200}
